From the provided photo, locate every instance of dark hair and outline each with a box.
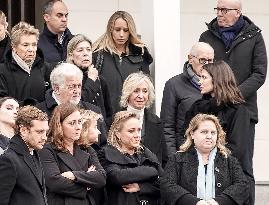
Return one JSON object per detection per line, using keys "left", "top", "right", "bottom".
{"left": 48, "top": 103, "right": 80, "bottom": 152}
{"left": 43, "top": 0, "right": 62, "bottom": 14}
{"left": 15, "top": 106, "right": 48, "bottom": 134}
{"left": 202, "top": 60, "right": 244, "bottom": 105}
{"left": 0, "top": 97, "right": 18, "bottom": 108}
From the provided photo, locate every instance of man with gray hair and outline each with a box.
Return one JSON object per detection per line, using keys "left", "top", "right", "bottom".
{"left": 161, "top": 42, "right": 214, "bottom": 157}
{"left": 36, "top": 62, "right": 107, "bottom": 146}
{"left": 199, "top": 1, "right": 267, "bottom": 204}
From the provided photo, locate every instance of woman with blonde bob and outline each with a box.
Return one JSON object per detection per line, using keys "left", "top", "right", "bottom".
{"left": 120, "top": 72, "right": 166, "bottom": 164}
{"left": 0, "top": 21, "right": 52, "bottom": 104}
{"left": 161, "top": 113, "right": 249, "bottom": 205}
{"left": 39, "top": 103, "right": 106, "bottom": 205}
{"left": 99, "top": 110, "right": 162, "bottom": 205}
{"left": 92, "top": 11, "right": 153, "bottom": 114}
{"left": 0, "top": 10, "right": 10, "bottom": 63}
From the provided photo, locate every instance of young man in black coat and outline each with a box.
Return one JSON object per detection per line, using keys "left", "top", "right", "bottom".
{"left": 0, "top": 106, "right": 49, "bottom": 205}
{"left": 36, "top": 62, "right": 107, "bottom": 147}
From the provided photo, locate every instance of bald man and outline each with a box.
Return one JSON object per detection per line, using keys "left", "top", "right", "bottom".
{"left": 199, "top": 0, "right": 267, "bottom": 204}
{"left": 161, "top": 42, "right": 214, "bottom": 158}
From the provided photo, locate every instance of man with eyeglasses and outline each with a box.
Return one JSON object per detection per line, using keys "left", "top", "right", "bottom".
{"left": 36, "top": 62, "right": 107, "bottom": 147}
{"left": 161, "top": 42, "right": 214, "bottom": 160}
{"left": 199, "top": 0, "right": 267, "bottom": 204}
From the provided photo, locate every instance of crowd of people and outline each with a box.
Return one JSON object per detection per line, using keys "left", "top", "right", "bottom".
{"left": 0, "top": 0, "right": 267, "bottom": 205}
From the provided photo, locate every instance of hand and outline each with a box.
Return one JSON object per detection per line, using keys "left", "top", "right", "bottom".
{"left": 196, "top": 200, "right": 208, "bottom": 205}
{"left": 61, "top": 171, "right": 75, "bottom": 181}
{"left": 122, "top": 183, "right": 140, "bottom": 193}
{"left": 88, "top": 65, "right": 98, "bottom": 81}
{"left": 206, "top": 199, "right": 219, "bottom": 205}
{"left": 87, "top": 165, "right": 96, "bottom": 172}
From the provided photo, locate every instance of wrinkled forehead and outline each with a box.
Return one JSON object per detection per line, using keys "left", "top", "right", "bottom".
{"left": 217, "top": 0, "right": 241, "bottom": 9}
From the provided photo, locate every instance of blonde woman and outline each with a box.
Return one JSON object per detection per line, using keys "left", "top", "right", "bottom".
{"left": 99, "top": 111, "right": 162, "bottom": 205}
{"left": 93, "top": 11, "right": 153, "bottom": 114}
{"left": 161, "top": 114, "right": 249, "bottom": 205}
{"left": 0, "top": 21, "right": 52, "bottom": 104}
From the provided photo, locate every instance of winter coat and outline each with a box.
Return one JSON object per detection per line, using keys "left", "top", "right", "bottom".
{"left": 0, "top": 49, "right": 52, "bottom": 104}
{"left": 199, "top": 16, "right": 267, "bottom": 122}
{"left": 38, "top": 24, "right": 73, "bottom": 64}
{"left": 36, "top": 89, "right": 108, "bottom": 147}
{"left": 0, "top": 36, "right": 10, "bottom": 63}
{"left": 81, "top": 68, "right": 113, "bottom": 128}
{"left": 98, "top": 145, "right": 162, "bottom": 205}
{"left": 183, "top": 95, "right": 252, "bottom": 177}
{"left": 160, "top": 62, "right": 202, "bottom": 155}
{"left": 0, "top": 135, "right": 48, "bottom": 205}
{"left": 93, "top": 44, "right": 153, "bottom": 114}
{"left": 160, "top": 148, "right": 249, "bottom": 205}
{"left": 39, "top": 144, "right": 106, "bottom": 205}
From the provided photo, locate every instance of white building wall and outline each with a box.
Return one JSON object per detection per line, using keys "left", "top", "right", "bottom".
{"left": 64, "top": 0, "right": 269, "bottom": 181}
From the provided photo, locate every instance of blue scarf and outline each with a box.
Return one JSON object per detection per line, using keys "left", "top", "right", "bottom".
{"left": 196, "top": 147, "right": 217, "bottom": 200}
{"left": 186, "top": 63, "right": 201, "bottom": 90}
{"left": 218, "top": 15, "right": 245, "bottom": 49}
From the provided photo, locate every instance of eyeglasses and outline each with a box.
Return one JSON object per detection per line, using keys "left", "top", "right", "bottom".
{"left": 214, "top": 7, "right": 239, "bottom": 14}
{"left": 192, "top": 56, "right": 214, "bottom": 65}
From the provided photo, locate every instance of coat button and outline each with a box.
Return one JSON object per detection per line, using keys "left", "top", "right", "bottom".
{"left": 215, "top": 167, "right": 219, "bottom": 172}
{"left": 97, "top": 92, "right": 100, "bottom": 96}
{"left": 217, "top": 183, "right": 222, "bottom": 187}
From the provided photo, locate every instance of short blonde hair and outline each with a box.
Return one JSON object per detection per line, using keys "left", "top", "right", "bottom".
{"left": 0, "top": 10, "right": 8, "bottom": 29}
{"left": 93, "top": 11, "right": 144, "bottom": 55}
{"left": 120, "top": 72, "right": 155, "bottom": 108}
{"left": 11, "top": 21, "right": 39, "bottom": 48}
{"left": 108, "top": 111, "right": 142, "bottom": 153}
{"left": 179, "top": 113, "right": 231, "bottom": 158}
{"left": 78, "top": 109, "right": 101, "bottom": 148}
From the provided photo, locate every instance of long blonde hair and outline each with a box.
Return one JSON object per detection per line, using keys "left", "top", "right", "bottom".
{"left": 93, "top": 11, "right": 144, "bottom": 55}
{"left": 179, "top": 113, "right": 231, "bottom": 158}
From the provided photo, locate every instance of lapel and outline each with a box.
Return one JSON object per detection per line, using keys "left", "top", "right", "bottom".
{"left": 9, "top": 135, "right": 43, "bottom": 186}
{"left": 57, "top": 145, "right": 89, "bottom": 171}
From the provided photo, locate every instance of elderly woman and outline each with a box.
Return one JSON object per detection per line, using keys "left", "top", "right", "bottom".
{"left": 182, "top": 60, "right": 253, "bottom": 201}
{"left": 0, "top": 97, "right": 19, "bottom": 154}
{"left": 0, "top": 21, "right": 52, "bottom": 104}
{"left": 99, "top": 111, "right": 162, "bottom": 205}
{"left": 120, "top": 72, "right": 166, "bottom": 164}
{"left": 161, "top": 114, "right": 249, "bottom": 205}
{"left": 92, "top": 11, "right": 153, "bottom": 114}
{"left": 0, "top": 11, "right": 10, "bottom": 63}
{"left": 67, "top": 34, "right": 112, "bottom": 127}
{"left": 39, "top": 103, "right": 106, "bottom": 205}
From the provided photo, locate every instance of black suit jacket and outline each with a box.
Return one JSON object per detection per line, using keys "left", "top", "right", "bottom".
{"left": 36, "top": 89, "right": 107, "bottom": 146}
{"left": 0, "top": 135, "right": 47, "bottom": 205}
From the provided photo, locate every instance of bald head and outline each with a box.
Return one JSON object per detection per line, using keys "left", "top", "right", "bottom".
{"left": 217, "top": 0, "right": 242, "bottom": 10}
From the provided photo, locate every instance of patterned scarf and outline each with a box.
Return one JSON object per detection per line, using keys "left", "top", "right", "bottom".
{"left": 186, "top": 63, "right": 201, "bottom": 90}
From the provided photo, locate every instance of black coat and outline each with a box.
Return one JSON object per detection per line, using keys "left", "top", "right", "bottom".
{"left": 0, "top": 36, "right": 10, "bottom": 63}
{"left": 93, "top": 44, "right": 153, "bottom": 114}
{"left": 39, "top": 144, "right": 106, "bottom": 205}
{"left": 0, "top": 135, "right": 47, "bottom": 205}
{"left": 81, "top": 69, "right": 113, "bottom": 128}
{"left": 160, "top": 62, "right": 202, "bottom": 155}
{"left": 36, "top": 89, "right": 108, "bottom": 147}
{"left": 38, "top": 24, "right": 73, "bottom": 64}
{"left": 199, "top": 16, "right": 267, "bottom": 122}
{"left": 160, "top": 148, "right": 249, "bottom": 205}
{"left": 98, "top": 145, "right": 162, "bottom": 205}
{"left": 0, "top": 49, "right": 52, "bottom": 104}
{"left": 183, "top": 95, "right": 252, "bottom": 177}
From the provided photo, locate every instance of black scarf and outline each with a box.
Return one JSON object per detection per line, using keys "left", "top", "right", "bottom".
{"left": 218, "top": 15, "right": 245, "bottom": 49}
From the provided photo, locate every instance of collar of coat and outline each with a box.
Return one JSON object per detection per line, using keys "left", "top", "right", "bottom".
{"left": 206, "top": 15, "right": 262, "bottom": 39}
{"left": 42, "top": 23, "right": 73, "bottom": 43}
{"left": 102, "top": 144, "right": 160, "bottom": 166}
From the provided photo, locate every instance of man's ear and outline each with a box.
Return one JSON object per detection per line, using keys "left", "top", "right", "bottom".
{"left": 43, "top": 13, "right": 50, "bottom": 22}
{"left": 53, "top": 84, "right": 60, "bottom": 94}
{"left": 188, "top": 55, "right": 193, "bottom": 64}
{"left": 20, "top": 125, "right": 29, "bottom": 138}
